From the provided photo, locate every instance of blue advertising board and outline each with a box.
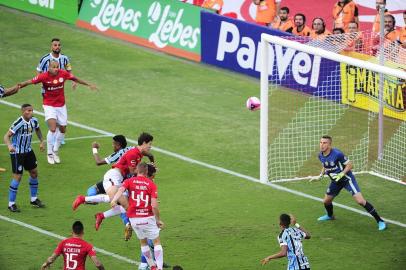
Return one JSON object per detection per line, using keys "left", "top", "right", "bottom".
{"left": 201, "top": 12, "right": 341, "bottom": 100}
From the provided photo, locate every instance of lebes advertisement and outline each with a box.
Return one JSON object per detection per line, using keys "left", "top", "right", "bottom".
{"left": 77, "top": 0, "right": 203, "bottom": 61}
{"left": 0, "top": 0, "right": 77, "bottom": 24}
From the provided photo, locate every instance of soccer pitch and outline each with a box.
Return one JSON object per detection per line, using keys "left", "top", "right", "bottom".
{"left": 0, "top": 6, "right": 405, "bottom": 270}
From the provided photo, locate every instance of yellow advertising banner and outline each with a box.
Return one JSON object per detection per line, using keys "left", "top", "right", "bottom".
{"left": 340, "top": 52, "right": 406, "bottom": 121}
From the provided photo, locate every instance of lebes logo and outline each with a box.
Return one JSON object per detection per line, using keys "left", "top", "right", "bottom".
{"left": 148, "top": 1, "right": 200, "bottom": 49}
{"left": 90, "top": 0, "right": 142, "bottom": 32}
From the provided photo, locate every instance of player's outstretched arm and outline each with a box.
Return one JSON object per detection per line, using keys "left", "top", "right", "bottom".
{"left": 260, "top": 245, "right": 288, "bottom": 265}
{"left": 41, "top": 253, "right": 59, "bottom": 270}
{"left": 111, "top": 187, "right": 125, "bottom": 208}
{"left": 90, "top": 255, "right": 105, "bottom": 270}
{"left": 73, "top": 77, "right": 98, "bottom": 91}
{"left": 92, "top": 142, "right": 107, "bottom": 166}
{"left": 309, "top": 168, "right": 325, "bottom": 182}
{"left": 1, "top": 85, "right": 20, "bottom": 98}
{"left": 17, "top": 79, "right": 34, "bottom": 89}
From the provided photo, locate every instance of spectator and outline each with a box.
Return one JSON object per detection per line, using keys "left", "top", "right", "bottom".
{"left": 372, "top": 0, "right": 390, "bottom": 33}
{"left": 332, "top": 28, "right": 345, "bottom": 35}
{"left": 398, "top": 11, "right": 406, "bottom": 48}
{"left": 288, "top": 13, "right": 311, "bottom": 37}
{"left": 310, "top": 17, "right": 331, "bottom": 39}
{"left": 332, "top": 0, "right": 358, "bottom": 32}
{"left": 253, "top": 0, "right": 281, "bottom": 27}
{"left": 345, "top": 21, "right": 364, "bottom": 52}
{"left": 383, "top": 14, "right": 398, "bottom": 42}
{"left": 201, "top": 0, "right": 223, "bottom": 14}
{"left": 271, "top": 7, "right": 294, "bottom": 32}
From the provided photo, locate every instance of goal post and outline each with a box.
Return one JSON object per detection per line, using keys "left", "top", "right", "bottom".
{"left": 259, "top": 33, "right": 406, "bottom": 184}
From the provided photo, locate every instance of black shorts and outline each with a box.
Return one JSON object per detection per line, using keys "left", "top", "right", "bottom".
{"left": 95, "top": 180, "right": 106, "bottom": 194}
{"left": 10, "top": 150, "right": 37, "bottom": 174}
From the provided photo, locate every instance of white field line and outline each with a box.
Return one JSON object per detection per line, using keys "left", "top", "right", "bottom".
{"left": 1, "top": 99, "right": 405, "bottom": 228}
{"left": 0, "top": 215, "right": 139, "bottom": 265}
{"left": 0, "top": 134, "right": 110, "bottom": 146}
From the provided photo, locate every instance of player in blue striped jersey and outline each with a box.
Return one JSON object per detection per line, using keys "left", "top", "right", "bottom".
{"left": 37, "top": 38, "right": 72, "bottom": 146}
{"left": 313, "top": 135, "right": 386, "bottom": 230}
{"left": 261, "top": 214, "right": 311, "bottom": 270}
{"left": 3, "top": 104, "right": 45, "bottom": 212}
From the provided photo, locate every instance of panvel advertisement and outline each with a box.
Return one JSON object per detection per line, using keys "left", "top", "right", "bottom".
{"left": 201, "top": 12, "right": 341, "bottom": 100}
{"left": 77, "top": 0, "right": 203, "bottom": 62}
{"left": 0, "top": 0, "right": 77, "bottom": 24}
{"left": 341, "top": 52, "right": 406, "bottom": 121}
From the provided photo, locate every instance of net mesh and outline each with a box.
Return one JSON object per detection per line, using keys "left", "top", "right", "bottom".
{"left": 264, "top": 31, "right": 405, "bottom": 182}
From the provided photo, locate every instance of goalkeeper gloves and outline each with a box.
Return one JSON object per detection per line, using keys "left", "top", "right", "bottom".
{"left": 332, "top": 172, "right": 345, "bottom": 182}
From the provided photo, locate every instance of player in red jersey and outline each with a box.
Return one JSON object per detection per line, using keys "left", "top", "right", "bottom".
{"left": 72, "top": 132, "right": 154, "bottom": 230}
{"left": 14, "top": 60, "right": 97, "bottom": 165}
{"left": 41, "top": 221, "right": 105, "bottom": 270}
{"left": 111, "top": 162, "right": 164, "bottom": 270}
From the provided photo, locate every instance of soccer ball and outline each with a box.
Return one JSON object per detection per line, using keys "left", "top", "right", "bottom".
{"left": 0, "top": 85, "right": 4, "bottom": 98}
{"left": 246, "top": 96, "right": 260, "bottom": 111}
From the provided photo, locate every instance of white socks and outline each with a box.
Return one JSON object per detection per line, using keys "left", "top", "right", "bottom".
{"left": 53, "top": 131, "right": 65, "bottom": 152}
{"left": 103, "top": 205, "right": 126, "bottom": 218}
{"left": 154, "top": 245, "right": 163, "bottom": 270}
{"left": 47, "top": 130, "right": 56, "bottom": 155}
{"left": 141, "top": 245, "right": 154, "bottom": 267}
{"left": 85, "top": 194, "right": 110, "bottom": 203}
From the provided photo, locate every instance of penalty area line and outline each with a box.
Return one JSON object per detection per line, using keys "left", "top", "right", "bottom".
{"left": 1, "top": 100, "right": 405, "bottom": 228}
{"left": 0, "top": 215, "right": 139, "bottom": 265}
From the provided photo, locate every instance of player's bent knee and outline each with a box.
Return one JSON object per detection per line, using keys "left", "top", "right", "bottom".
{"left": 87, "top": 186, "right": 98, "bottom": 196}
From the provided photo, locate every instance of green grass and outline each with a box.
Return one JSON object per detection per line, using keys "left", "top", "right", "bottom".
{"left": 0, "top": 6, "right": 405, "bottom": 270}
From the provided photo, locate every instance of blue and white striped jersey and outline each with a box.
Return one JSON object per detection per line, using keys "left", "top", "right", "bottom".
{"left": 9, "top": 116, "right": 39, "bottom": 154}
{"left": 278, "top": 227, "right": 310, "bottom": 270}
{"left": 0, "top": 85, "right": 4, "bottom": 98}
{"left": 319, "top": 148, "right": 355, "bottom": 181}
{"left": 36, "top": 53, "right": 72, "bottom": 72}
{"left": 104, "top": 146, "right": 134, "bottom": 164}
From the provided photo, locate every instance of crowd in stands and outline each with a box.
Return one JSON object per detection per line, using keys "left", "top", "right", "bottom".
{"left": 196, "top": 0, "right": 406, "bottom": 57}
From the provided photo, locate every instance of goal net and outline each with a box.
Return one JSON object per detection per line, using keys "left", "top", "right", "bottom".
{"left": 259, "top": 33, "right": 406, "bottom": 184}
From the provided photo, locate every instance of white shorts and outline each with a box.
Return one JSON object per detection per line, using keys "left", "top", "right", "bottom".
{"left": 102, "top": 168, "right": 124, "bottom": 191}
{"left": 43, "top": 105, "right": 68, "bottom": 126}
{"left": 130, "top": 216, "right": 160, "bottom": 240}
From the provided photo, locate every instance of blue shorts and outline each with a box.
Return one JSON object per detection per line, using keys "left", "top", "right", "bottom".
{"left": 326, "top": 177, "right": 361, "bottom": 197}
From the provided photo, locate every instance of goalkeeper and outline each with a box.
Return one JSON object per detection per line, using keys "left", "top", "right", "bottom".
{"left": 312, "top": 135, "right": 386, "bottom": 231}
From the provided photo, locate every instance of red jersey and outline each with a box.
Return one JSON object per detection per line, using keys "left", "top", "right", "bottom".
{"left": 54, "top": 237, "right": 96, "bottom": 270}
{"left": 113, "top": 147, "right": 144, "bottom": 177}
{"left": 31, "top": 69, "right": 76, "bottom": 107}
{"left": 122, "top": 175, "right": 158, "bottom": 218}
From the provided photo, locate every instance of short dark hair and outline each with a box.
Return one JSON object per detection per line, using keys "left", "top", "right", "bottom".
{"left": 21, "top": 103, "right": 32, "bottom": 109}
{"left": 321, "top": 135, "right": 332, "bottom": 142}
{"left": 51, "top": 38, "right": 60, "bottom": 43}
{"left": 332, "top": 27, "right": 345, "bottom": 34}
{"left": 72, "top": 221, "right": 84, "bottom": 235}
{"left": 137, "top": 162, "right": 148, "bottom": 175}
{"left": 113, "top": 135, "right": 127, "bottom": 148}
{"left": 173, "top": 266, "right": 183, "bottom": 270}
{"left": 294, "top": 13, "right": 306, "bottom": 23}
{"left": 147, "top": 163, "right": 157, "bottom": 178}
{"left": 280, "top": 6, "right": 289, "bottom": 13}
{"left": 280, "top": 214, "right": 291, "bottom": 227}
{"left": 349, "top": 21, "right": 359, "bottom": 27}
{"left": 138, "top": 132, "right": 153, "bottom": 146}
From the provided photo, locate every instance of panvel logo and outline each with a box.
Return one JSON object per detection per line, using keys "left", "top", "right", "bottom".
{"left": 148, "top": 2, "right": 200, "bottom": 49}
{"left": 216, "top": 22, "right": 321, "bottom": 88}
{"left": 90, "top": 0, "right": 142, "bottom": 32}
{"left": 344, "top": 66, "right": 405, "bottom": 111}
{"left": 28, "top": 0, "right": 54, "bottom": 9}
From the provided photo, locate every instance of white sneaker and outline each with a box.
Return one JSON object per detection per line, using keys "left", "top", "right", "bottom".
{"left": 53, "top": 152, "right": 61, "bottom": 164}
{"left": 47, "top": 154, "right": 55, "bottom": 165}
